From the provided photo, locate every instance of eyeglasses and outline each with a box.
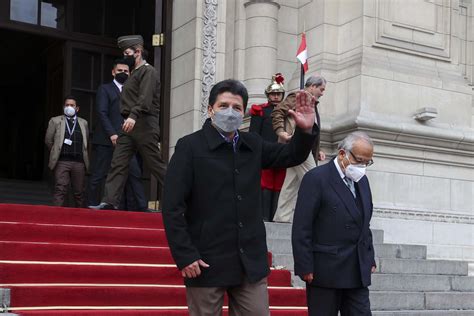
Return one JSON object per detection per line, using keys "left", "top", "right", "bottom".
{"left": 348, "top": 150, "right": 374, "bottom": 167}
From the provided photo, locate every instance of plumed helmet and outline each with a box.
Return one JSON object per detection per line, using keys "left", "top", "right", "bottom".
{"left": 265, "top": 73, "right": 285, "bottom": 97}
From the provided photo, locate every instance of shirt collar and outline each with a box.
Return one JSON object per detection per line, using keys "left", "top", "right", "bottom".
{"left": 113, "top": 79, "right": 123, "bottom": 91}
{"left": 333, "top": 158, "right": 345, "bottom": 180}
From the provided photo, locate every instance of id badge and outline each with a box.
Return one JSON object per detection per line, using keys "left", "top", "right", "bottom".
{"left": 64, "top": 139, "right": 72, "bottom": 146}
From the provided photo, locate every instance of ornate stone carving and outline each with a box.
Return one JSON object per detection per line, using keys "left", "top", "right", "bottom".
{"left": 374, "top": 207, "right": 474, "bottom": 224}
{"left": 201, "top": 0, "right": 218, "bottom": 125}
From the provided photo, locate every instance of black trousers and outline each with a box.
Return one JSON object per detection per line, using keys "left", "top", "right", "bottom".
{"left": 103, "top": 115, "right": 167, "bottom": 208}
{"left": 306, "top": 285, "right": 371, "bottom": 316}
{"left": 87, "top": 144, "right": 147, "bottom": 210}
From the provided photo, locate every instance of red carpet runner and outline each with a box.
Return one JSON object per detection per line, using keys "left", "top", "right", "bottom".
{"left": 0, "top": 204, "right": 307, "bottom": 315}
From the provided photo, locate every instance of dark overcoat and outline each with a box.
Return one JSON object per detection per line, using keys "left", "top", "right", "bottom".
{"left": 162, "top": 119, "right": 318, "bottom": 287}
{"left": 292, "top": 160, "right": 376, "bottom": 289}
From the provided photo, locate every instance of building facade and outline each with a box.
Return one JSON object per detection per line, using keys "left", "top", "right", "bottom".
{"left": 170, "top": 0, "right": 474, "bottom": 262}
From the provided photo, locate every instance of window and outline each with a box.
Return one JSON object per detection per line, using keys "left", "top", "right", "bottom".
{"left": 10, "top": 0, "right": 66, "bottom": 30}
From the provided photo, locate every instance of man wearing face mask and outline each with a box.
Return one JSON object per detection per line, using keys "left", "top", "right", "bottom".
{"left": 292, "top": 131, "right": 377, "bottom": 316}
{"left": 45, "top": 96, "right": 89, "bottom": 207}
{"left": 91, "top": 35, "right": 167, "bottom": 210}
{"left": 87, "top": 59, "right": 147, "bottom": 211}
{"left": 162, "top": 79, "right": 319, "bottom": 316}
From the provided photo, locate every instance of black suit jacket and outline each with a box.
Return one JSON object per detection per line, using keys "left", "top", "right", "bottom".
{"left": 292, "top": 159, "right": 376, "bottom": 288}
{"left": 162, "top": 119, "right": 319, "bottom": 287}
{"left": 92, "top": 82, "right": 123, "bottom": 146}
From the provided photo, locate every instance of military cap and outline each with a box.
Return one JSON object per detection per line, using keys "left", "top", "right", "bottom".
{"left": 117, "top": 35, "right": 144, "bottom": 50}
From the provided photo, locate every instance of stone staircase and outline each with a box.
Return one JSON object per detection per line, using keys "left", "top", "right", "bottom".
{"left": 265, "top": 222, "right": 474, "bottom": 315}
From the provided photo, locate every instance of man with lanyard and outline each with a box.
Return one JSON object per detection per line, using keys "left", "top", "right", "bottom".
{"left": 91, "top": 35, "right": 167, "bottom": 210}
{"left": 45, "top": 96, "right": 89, "bottom": 207}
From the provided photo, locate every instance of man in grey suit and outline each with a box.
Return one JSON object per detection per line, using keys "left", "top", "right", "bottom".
{"left": 45, "top": 96, "right": 89, "bottom": 207}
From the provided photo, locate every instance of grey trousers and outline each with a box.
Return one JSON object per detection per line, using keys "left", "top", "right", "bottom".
{"left": 186, "top": 277, "right": 270, "bottom": 316}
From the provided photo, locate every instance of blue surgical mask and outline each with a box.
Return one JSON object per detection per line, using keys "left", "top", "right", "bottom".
{"left": 211, "top": 107, "right": 243, "bottom": 133}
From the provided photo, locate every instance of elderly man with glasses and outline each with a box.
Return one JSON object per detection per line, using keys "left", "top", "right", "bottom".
{"left": 292, "top": 131, "right": 377, "bottom": 316}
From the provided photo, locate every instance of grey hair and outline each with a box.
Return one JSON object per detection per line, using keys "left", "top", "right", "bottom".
{"left": 305, "top": 75, "right": 327, "bottom": 88}
{"left": 338, "top": 131, "right": 374, "bottom": 151}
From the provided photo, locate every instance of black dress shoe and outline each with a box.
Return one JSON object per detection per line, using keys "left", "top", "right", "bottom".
{"left": 88, "top": 202, "right": 117, "bottom": 210}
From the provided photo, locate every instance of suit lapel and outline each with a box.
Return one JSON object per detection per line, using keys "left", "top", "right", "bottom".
{"left": 328, "top": 162, "right": 363, "bottom": 228}
{"left": 59, "top": 116, "right": 66, "bottom": 145}
{"left": 355, "top": 180, "right": 371, "bottom": 233}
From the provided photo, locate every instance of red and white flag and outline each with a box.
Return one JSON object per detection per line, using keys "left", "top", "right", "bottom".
{"left": 296, "top": 33, "right": 308, "bottom": 73}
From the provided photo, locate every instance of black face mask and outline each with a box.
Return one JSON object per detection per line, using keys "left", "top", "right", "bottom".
{"left": 115, "top": 72, "right": 128, "bottom": 84}
{"left": 123, "top": 55, "right": 136, "bottom": 71}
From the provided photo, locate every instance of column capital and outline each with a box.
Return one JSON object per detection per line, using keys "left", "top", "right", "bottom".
{"left": 244, "top": 0, "right": 280, "bottom": 10}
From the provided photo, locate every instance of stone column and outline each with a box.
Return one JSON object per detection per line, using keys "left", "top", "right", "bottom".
{"left": 244, "top": 0, "right": 280, "bottom": 107}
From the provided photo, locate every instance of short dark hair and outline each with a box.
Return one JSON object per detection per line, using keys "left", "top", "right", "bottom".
{"left": 208, "top": 79, "right": 249, "bottom": 110}
{"left": 63, "top": 95, "right": 77, "bottom": 104}
{"left": 113, "top": 58, "right": 129, "bottom": 69}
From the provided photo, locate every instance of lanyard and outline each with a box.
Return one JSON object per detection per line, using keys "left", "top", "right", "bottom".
{"left": 65, "top": 116, "right": 77, "bottom": 139}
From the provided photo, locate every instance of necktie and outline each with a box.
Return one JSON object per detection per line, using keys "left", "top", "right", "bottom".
{"left": 344, "top": 177, "right": 356, "bottom": 198}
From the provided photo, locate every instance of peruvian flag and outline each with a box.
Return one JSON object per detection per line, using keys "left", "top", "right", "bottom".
{"left": 296, "top": 33, "right": 308, "bottom": 73}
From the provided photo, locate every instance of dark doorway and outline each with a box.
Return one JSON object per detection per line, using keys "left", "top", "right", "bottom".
{"left": 0, "top": 29, "right": 63, "bottom": 181}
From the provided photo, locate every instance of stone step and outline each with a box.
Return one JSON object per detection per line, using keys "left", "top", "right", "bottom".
{"left": 371, "top": 291, "right": 425, "bottom": 310}
{"left": 369, "top": 274, "right": 474, "bottom": 292}
{"left": 373, "top": 311, "right": 474, "bottom": 315}
{"left": 371, "top": 291, "right": 474, "bottom": 310}
{"left": 377, "top": 258, "right": 469, "bottom": 276}
{"left": 267, "top": 238, "right": 292, "bottom": 255}
{"left": 265, "top": 221, "right": 292, "bottom": 239}
{"left": 452, "top": 276, "right": 474, "bottom": 291}
{"left": 375, "top": 244, "right": 426, "bottom": 259}
{"left": 425, "top": 292, "right": 474, "bottom": 310}
{"left": 265, "top": 222, "right": 385, "bottom": 244}
{"left": 269, "top": 243, "right": 427, "bottom": 266}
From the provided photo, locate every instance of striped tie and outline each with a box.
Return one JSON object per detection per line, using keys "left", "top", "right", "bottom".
{"left": 344, "top": 177, "right": 356, "bottom": 198}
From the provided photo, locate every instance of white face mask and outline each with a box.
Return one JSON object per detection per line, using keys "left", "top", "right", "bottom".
{"left": 343, "top": 154, "right": 366, "bottom": 182}
{"left": 64, "top": 106, "right": 76, "bottom": 117}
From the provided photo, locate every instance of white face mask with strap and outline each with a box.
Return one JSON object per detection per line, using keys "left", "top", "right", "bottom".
{"left": 343, "top": 153, "right": 366, "bottom": 182}
{"left": 64, "top": 106, "right": 76, "bottom": 117}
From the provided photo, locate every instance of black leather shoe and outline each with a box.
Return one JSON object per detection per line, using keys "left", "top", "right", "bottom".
{"left": 88, "top": 202, "right": 117, "bottom": 210}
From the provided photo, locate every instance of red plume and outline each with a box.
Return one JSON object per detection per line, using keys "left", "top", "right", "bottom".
{"left": 275, "top": 73, "right": 284, "bottom": 84}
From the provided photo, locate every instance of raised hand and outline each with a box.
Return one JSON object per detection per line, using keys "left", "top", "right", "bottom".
{"left": 288, "top": 90, "right": 316, "bottom": 132}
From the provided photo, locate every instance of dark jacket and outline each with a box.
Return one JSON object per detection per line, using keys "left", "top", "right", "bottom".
{"left": 162, "top": 119, "right": 319, "bottom": 287}
{"left": 292, "top": 159, "right": 376, "bottom": 289}
{"left": 249, "top": 102, "right": 278, "bottom": 142}
{"left": 92, "top": 82, "right": 123, "bottom": 146}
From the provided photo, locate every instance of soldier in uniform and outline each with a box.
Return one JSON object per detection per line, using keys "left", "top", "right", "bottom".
{"left": 248, "top": 73, "right": 286, "bottom": 221}
{"left": 91, "top": 35, "right": 167, "bottom": 210}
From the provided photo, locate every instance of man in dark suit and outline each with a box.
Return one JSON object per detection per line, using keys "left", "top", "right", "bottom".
{"left": 87, "top": 59, "right": 147, "bottom": 211}
{"left": 292, "top": 131, "right": 377, "bottom": 315}
{"left": 162, "top": 79, "right": 319, "bottom": 316}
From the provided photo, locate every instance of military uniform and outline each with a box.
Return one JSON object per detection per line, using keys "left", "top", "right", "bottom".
{"left": 101, "top": 35, "right": 166, "bottom": 208}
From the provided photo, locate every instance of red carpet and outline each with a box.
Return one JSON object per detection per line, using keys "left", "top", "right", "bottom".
{"left": 0, "top": 204, "right": 307, "bottom": 315}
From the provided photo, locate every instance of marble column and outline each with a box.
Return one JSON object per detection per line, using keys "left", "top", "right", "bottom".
{"left": 244, "top": 0, "right": 280, "bottom": 107}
